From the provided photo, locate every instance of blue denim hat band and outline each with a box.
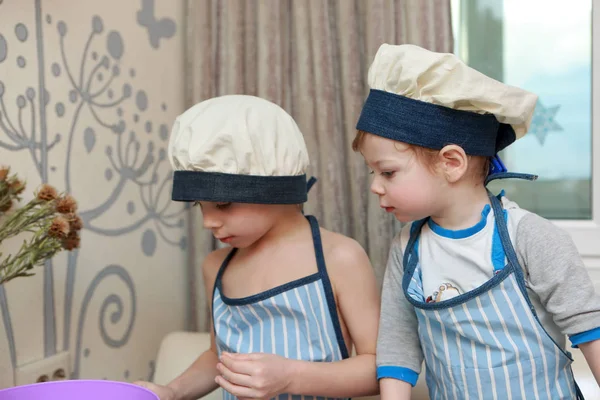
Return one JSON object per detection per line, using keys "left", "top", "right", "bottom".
{"left": 171, "top": 171, "right": 309, "bottom": 204}
{"left": 355, "top": 89, "right": 516, "bottom": 156}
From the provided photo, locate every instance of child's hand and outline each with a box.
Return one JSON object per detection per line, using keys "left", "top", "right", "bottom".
{"left": 133, "top": 381, "right": 177, "bottom": 400}
{"left": 215, "top": 352, "right": 295, "bottom": 399}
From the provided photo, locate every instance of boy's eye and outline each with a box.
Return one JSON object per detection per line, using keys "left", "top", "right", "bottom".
{"left": 368, "top": 169, "right": 396, "bottom": 177}
{"left": 216, "top": 202, "right": 232, "bottom": 210}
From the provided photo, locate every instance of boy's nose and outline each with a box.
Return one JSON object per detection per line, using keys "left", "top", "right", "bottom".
{"left": 370, "top": 177, "right": 385, "bottom": 196}
{"left": 202, "top": 213, "right": 223, "bottom": 230}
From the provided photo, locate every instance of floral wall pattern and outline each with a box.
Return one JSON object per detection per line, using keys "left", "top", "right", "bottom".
{"left": 0, "top": 0, "right": 188, "bottom": 386}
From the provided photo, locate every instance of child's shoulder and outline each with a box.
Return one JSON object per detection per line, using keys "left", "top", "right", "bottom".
{"left": 318, "top": 228, "right": 372, "bottom": 274}
{"left": 201, "top": 247, "right": 231, "bottom": 282}
{"left": 318, "top": 228, "right": 377, "bottom": 302}
{"left": 500, "top": 196, "right": 569, "bottom": 241}
{"left": 512, "top": 209, "right": 573, "bottom": 249}
{"left": 485, "top": 197, "right": 574, "bottom": 256}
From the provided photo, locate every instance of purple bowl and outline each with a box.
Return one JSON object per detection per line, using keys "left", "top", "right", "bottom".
{"left": 0, "top": 380, "right": 160, "bottom": 400}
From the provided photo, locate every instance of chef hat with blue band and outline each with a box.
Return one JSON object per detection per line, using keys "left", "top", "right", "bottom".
{"left": 169, "top": 95, "right": 314, "bottom": 204}
{"left": 356, "top": 44, "right": 539, "bottom": 160}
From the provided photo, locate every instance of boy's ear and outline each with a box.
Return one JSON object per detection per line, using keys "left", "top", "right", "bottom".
{"left": 437, "top": 145, "right": 468, "bottom": 183}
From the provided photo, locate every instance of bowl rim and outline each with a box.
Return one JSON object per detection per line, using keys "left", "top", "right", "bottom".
{"left": 0, "top": 379, "right": 159, "bottom": 399}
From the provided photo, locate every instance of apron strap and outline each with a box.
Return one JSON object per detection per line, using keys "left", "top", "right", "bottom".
{"left": 306, "top": 215, "right": 326, "bottom": 275}
{"left": 488, "top": 193, "right": 521, "bottom": 271}
{"left": 486, "top": 154, "right": 538, "bottom": 185}
{"left": 306, "top": 176, "right": 317, "bottom": 192}
{"left": 403, "top": 194, "right": 522, "bottom": 280}
{"left": 306, "top": 214, "right": 351, "bottom": 360}
{"left": 300, "top": 176, "right": 317, "bottom": 215}
{"left": 488, "top": 191, "right": 542, "bottom": 320}
{"left": 486, "top": 171, "right": 538, "bottom": 185}
{"left": 402, "top": 219, "right": 428, "bottom": 276}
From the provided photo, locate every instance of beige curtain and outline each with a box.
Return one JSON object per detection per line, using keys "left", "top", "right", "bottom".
{"left": 185, "top": 0, "right": 454, "bottom": 331}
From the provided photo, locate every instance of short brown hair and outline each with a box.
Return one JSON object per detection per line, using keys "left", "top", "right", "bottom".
{"left": 351, "top": 130, "right": 368, "bottom": 152}
{"left": 352, "top": 130, "right": 489, "bottom": 182}
{"left": 352, "top": 130, "right": 439, "bottom": 169}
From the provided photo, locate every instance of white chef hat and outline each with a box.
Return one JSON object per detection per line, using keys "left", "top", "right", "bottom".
{"left": 356, "top": 44, "right": 539, "bottom": 156}
{"left": 168, "top": 95, "right": 312, "bottom": 204}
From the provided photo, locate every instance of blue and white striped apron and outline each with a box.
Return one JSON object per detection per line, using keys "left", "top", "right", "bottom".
{"left": 212, "top": 215, "right": 350, "bottom": 400}
{"left": 403, "top": 193, "right": 584, "bottom": 400}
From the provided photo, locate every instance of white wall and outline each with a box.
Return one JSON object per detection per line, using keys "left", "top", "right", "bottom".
{"left": 0, "top": 0, "right": 188, "bottom": 386}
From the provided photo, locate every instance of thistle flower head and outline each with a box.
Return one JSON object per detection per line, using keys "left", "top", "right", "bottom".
{"left": 9, "top": 179, "right": 25, "bottom": 195}
{"left": 0, "top": 166, "right": 9, "bottom": 181}
{"left": 55, "top": 195, "right": 77, "bottom": 214}
{"left": 0, "top": 199, "right": 12, "bottom": 212}
{"left": 65, "top": 213, "right": 83, "bottom": 232}
{"left": 62, "top": 231, "right": 80, "bottom": 250}
{"left": 37, "top": 184, "right": 58, "bottom": 202}
{"left": 48, "top": 216, "right": 70, "bottom": 239}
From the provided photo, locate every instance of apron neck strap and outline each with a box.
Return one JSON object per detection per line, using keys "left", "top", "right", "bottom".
{"left": 402, "top": 218, "right": 427, "bottom": 273}
{"left": 306, "top": 176, "right": 317, "bottom": 192}
{"left": 488, "top": 192, "right": 522, "bottom": 273}
{"left": 402, "top": 194, "right": 523, "bottom": 276}
{"left": 486, "top": 154, "right": 538, "bottom": 185}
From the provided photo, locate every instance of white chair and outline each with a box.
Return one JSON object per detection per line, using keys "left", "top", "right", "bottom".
{"left": 153, "top": 332, "right": 221, "bottom": 400}
{"left": 153, "top": 331, "right": 599, "bottom": 399}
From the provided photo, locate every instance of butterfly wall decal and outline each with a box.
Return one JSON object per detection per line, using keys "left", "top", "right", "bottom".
{"left": 137, "top": 0, "right": 176, "bottom": 49}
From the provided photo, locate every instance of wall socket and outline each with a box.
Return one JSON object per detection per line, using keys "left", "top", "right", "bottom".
{"left": 14, "top": 352, "right": 71, "bottom": 385}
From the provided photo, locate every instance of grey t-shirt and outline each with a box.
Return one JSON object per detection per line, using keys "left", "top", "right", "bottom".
{"left": 377, "top": 201, "right": 600, "bottom": 378}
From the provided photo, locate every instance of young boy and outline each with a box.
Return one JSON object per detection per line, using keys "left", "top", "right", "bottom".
{"left": 353, "top": 44, "right": 600, "bottom": 399}
{"left": 136, "top": 95, "right": 380, "bottom": 400}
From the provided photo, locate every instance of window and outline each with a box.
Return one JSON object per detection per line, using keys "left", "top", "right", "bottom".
{"left": 451, "top": 0, "right": 600, "bottom": 260}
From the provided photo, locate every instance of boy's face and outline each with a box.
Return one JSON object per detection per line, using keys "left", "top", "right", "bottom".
{"left": 360, "top": 133, "right": 446, "bottom": 223}
{"left": 196, "top": 201, "right": 281, "bottom": 248}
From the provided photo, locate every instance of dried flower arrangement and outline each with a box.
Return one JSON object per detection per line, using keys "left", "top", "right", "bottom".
{"left": 0, "top": 166, "right": 82, "bottom": 285}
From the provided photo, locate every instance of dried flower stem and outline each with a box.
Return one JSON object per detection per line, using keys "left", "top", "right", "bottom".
{"left": 0, "top": 223, "right": 63, "bottom": 285}
{"left": 0, "top": 199, "right": 54, "bottom": 242}
{"left": 0, "top": 171, "right": 82, "bottom": 285}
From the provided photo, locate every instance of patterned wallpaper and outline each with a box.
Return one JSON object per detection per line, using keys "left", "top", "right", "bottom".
{"left": 0, "top": 0, "right": 188, "bottom": 386}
